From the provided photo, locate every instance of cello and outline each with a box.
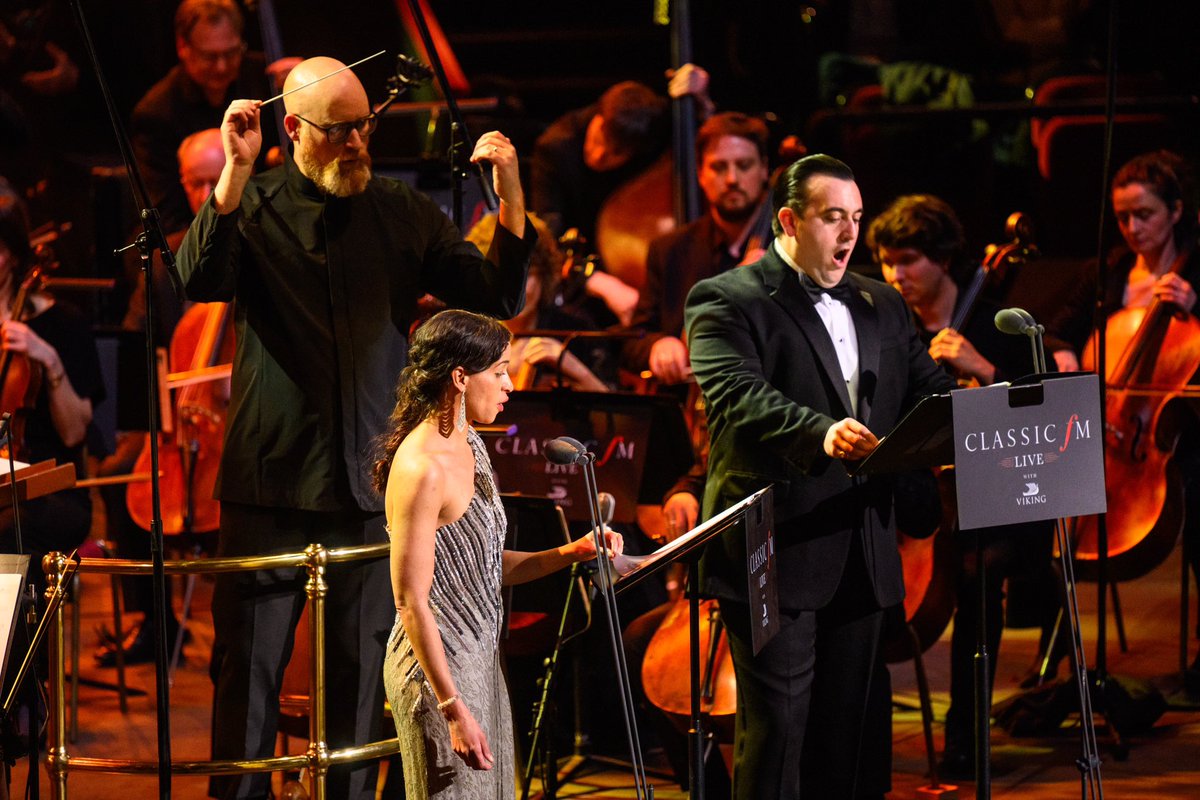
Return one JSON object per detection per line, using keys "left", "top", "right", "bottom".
{"left": 125, "top": 301, "right": 234, "bottom": 534}
{"left": 1070, "top": 248, "right": 1200, "bottom": 581}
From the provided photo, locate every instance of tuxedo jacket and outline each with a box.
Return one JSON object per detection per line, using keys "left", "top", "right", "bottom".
{"left": 684, "top": 247, "right": 956, "bottom": 611}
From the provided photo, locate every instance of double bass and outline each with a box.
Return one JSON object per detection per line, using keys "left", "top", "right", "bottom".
{"left": 1070, "top": 249, "right": 1200, "bottom": 581}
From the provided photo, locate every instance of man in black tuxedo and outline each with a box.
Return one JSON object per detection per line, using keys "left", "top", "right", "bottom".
{"left": 684, "top": 154, "right": 956, "bottom": 798}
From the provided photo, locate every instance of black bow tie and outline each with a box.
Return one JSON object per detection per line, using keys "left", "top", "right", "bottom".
{"left": 798, "top": 272, "right": 855, "bottom": 304}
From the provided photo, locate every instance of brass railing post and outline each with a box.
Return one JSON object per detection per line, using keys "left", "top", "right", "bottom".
{"left": 305, "top": 543, "right": 329, "bottom": 800}
{"left": 45, "top": 552, "right": 70, "bottom": 799}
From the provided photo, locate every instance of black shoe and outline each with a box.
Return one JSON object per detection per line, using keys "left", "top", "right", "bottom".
{"left": 94, "top": 620, "right": 188, "bottom": 667}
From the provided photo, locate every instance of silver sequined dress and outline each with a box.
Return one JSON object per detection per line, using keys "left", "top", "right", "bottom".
{"left": 384, "top": 427, "right": 513, "bottom": 799}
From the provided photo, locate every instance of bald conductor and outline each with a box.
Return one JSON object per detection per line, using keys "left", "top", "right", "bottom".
{"left": 177, "top": 57, "right": 534, "bottom": 800}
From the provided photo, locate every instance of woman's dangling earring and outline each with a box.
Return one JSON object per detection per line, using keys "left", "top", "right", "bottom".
{"left": 456, "top": 391, "right": 467, "bottom": 432}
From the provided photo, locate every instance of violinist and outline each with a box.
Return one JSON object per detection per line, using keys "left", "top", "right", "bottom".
{"left": 530, "top": 65, "right": 712, "bottom": 245}
{"left": 130, "top": 0, "right": 296, "bottom": 231}
{"left": 176, "top": 56, "right": 534, "bottom": 800}
{"left": 1045, "top": 150, "right": 1200, "bottom": 684}
{"left": 0, "top": 179, "right": 104, "bottom": 580}
{"left": 868, "top": 194, "right": 1059, "bottom": 778}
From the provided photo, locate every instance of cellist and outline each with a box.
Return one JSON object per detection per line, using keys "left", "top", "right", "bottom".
{"left": 1045, "top": 150, "right": 1200, "bottom": 683}
{"left": 0, "top": 179, "right": 104, "bottom": 590}
{"left": 869, "top": 194, "right": 1060, "bottom": 778}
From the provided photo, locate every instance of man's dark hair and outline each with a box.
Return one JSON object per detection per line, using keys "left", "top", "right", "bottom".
{"left": 1112, "top": 149, "right": 1198, "bottom": 249}
{"left": 597, "top": 81, "right": 667, "bottom": 160}
{"left": 771, "top": 154, "right": 855, "bottom": 236}
{"left": 866, "top": 194, "right": 965, "bottom": 269}
{"left": 174, "top": 0, "right": 244, "bottom": 43}
{"left": 696, "top": 112, "right": 769, "bottom": 163}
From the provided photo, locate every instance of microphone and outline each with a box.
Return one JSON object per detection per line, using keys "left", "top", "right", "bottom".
{"left": 544, "top": 436, "right": 588, "bottom": 465}
{"left": 597, "top": 491, "right": 616, "bottom": 525}
{"left": 393, "top": 53, "right": 433, "bottom": 86}
{"left": 994, "top": 307, "right": 1038, "bottom": 336}
{"left": 994, "top": 307, "right": 1048, "bottom": 373}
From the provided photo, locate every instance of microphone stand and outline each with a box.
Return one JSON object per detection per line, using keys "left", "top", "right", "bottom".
{"left": 404, "top": 0, "right": 497, "bottom": 227}
{"left": 572, "top": 448, "right": 652, "bottom": 799}
{"left": 995, "top": 309, "right": 1105, "bottom": 799}
{"left": 68, "top": 2, "right": 179, "bottom": 794}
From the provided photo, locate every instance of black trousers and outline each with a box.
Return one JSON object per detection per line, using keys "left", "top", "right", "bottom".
{"left": 207, "top": 502, "right": 393, "bottom": 800}
{"left": 722, "top": 535, "right": 884, "bottom": 800}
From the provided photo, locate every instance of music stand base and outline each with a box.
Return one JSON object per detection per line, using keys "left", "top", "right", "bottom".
{"left": 916, "top": 784, "right": 960, "bottom": 799}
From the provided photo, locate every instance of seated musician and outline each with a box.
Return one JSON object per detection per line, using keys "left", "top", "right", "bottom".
{"left": 621, "top": 111, "right": 772, "bottom": 388}
{"left": 868, "top": 193, "right": 1059, "bottom": 777}
{"left": 465, "top": 212, "right": 615, "bottom": 392}
{"left": 1044, "top": 150, "right": 1200, "bottom": 684}
{"left": 0, "top": 178, "right": 104, "bottom": 585}
{"left": 530, "top": 65, "right": 710, "bottom": 244}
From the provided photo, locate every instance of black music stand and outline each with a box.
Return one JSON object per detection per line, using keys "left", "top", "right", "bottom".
{"left": 612, "top": 487, "right": 775, "bottom": 800}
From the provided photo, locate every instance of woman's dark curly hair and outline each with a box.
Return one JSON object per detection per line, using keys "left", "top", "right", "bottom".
{"left": 371, "top": 309, "right": 511, "bottom": 494}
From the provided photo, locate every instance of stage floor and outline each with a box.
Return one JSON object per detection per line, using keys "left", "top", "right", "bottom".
{"left": 12, "top": 539, "right": 1200, "bottom": 799}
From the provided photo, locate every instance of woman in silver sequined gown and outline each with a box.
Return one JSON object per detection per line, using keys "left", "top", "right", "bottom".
{"left": 372, "top": 310, "right": 620, "bottom": 799}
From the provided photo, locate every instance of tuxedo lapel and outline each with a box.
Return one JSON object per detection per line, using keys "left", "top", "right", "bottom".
{"left": 761, "top": 251, "right": 855, "bottom": 418}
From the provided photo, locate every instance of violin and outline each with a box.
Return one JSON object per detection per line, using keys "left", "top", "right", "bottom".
{"left": 0, "top": 245, "right": 56, "bottom": 461}
{"left": 126, "top": 301, "right": 234, "bottom": 534}
{"left": 1070, "top": 248, "right": 1200, "bottom": 581}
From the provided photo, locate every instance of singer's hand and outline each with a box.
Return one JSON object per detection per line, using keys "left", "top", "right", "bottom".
{"left": 823, "top": 418, "right": 878, "bottom": 461}
{"left": 565, "top": 525, "right": 624, "bottom": 562}
{"left": 471, "top": 131, "right": 525, "bottom": 237}
{"left": 442, "top": 700, "right": 494, "bottom": 771}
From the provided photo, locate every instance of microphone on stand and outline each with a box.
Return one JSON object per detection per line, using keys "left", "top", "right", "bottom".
{"left": 994, "top": 307, "right": 1047, "bottom": 373}
{"left": 393, "top": 53, "right": 433, "bottom": 86}
{"left": 540, "top": 436, "right": 651, "bottom": 798}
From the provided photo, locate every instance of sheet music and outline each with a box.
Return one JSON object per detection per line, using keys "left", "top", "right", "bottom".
{"left": 0, "top": 459, "right": 30, "bottom": 476}
{"left": 0, "top": 573, "right": 22, "bottom": 675}
{"left": 604, "top": 487, "right": 772, "bottom": 583}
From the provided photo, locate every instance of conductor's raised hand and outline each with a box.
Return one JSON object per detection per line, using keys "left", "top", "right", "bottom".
{"left": 221, "top": 99, "right": 263, "bottom": 168}
{"left": 823, "top": 418, "right": 879, "bottom": 462}
{"left": 470, "top": 131, "right": 525, "bottom": 234}
{"left": 443, "top": 700, "right": 494, "bottom": 771}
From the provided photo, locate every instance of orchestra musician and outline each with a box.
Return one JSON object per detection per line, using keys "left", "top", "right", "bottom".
{"left": 175, "top": 56, "right": 534, "bottom": 800}
{"left": 0, "top": 178, "right": 104, "bottom": 593}
{"left": 867, "top": 193, "right": 1059, "bottom": 778}
{"left": 530, "top": 65, "right": 711, "bottom": 244}
{"left": 684, "top": 155, "right": 956, "bottom": 798}
{"left": 1045, "top": 149, "right": 1200, "bottom": 685}
{"left": 464, "top": 212, "right": 614, "bottom": 392}
{"left": 130, "top": 0, "right": 296, "bottom": 231}
{"left": 622, "top": 111, "right": 772, "bottom": 389}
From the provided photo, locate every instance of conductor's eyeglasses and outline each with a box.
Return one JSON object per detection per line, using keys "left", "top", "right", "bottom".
{"left": 294, "top": 114, "right": 379, "bottom": 145}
